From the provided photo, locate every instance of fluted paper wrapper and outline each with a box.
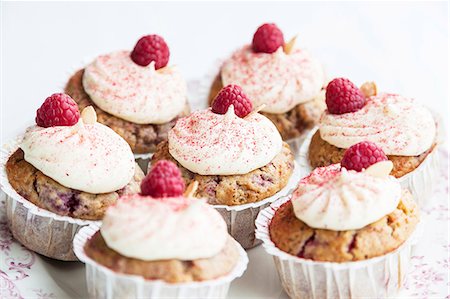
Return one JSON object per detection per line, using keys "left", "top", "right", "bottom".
{"left": 212, "top": 161, "right": 301, "bottom": 249}
{"left": 255, "top": 196, "right": 421, "bottom": 299}
{"left": 73, "top": 224, "right": 248, "bottom": 299}
{"left": 299, "top": 127, "right": 441, "bottom": 206}
{"left": 0, "top": 138, "right": 99, "bottom": 261}
{"left": 134, "top": 153, "right": 153, "bottom": 174}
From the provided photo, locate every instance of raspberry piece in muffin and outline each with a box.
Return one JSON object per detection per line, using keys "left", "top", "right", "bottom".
{"left": 36, "top": 93, "right": 80, "bottom": 127}
{"left": 211, "top": 84, "right": 253, "bottom": 117}
{"left": 141, "top": 160, "right": 185, "bottom": 198}
{"left": 341, "top": 141, "right": 388, "bottom": 172}
{"left": 252, "top": 23, "right": 284, "bottom": 54}
{"left": 131, "top": 34, "right": 170, "bottom": 69}
{"left": 325, "top": 78, "right": 366, "bottom": 114}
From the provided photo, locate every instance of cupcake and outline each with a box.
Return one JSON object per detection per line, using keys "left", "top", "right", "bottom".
{"left": 65, "top": 34, "right": 190, "bottom": 155}
{"left": 208, "top": 23, "right": 326, "bottom": 142}
{"left": 305, "top": 78, "right": 438, "bottom": 202}
{"left": 73, "top": 160, "right": 248, "bottom": 299}
{"left": 152, "top": 85, "right": 300, "bottom": 248}
{"left": 1, "top": 93, "right": 144, "bottom": 260}
{"left": 256, "top": 147, "right": 420, "bottom": 298}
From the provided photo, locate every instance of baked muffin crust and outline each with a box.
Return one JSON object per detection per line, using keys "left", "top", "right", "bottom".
{"left": 269, "top": 189, "right": 419, "bottom": 262}
{"left": 65, "top": 69, "right": 190, "bottom": 154}
{"left": 84, "top": 232, "right": 239, "bottom": 283}
{"left": 6, "top": 149, "right": 144, "bottom": 220}
{"left": 152, "top": 141, "right": 294, "bottom": 205}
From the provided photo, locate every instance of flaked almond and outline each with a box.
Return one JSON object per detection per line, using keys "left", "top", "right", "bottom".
{"left": 360, "top": 81, "right": 377, "bottom": 98}
{"left": 183, "top": 181, "right": 199, "bottom": 198}
{"left": 283, "top": 36, "right": 297, "bottom": 54}
{"left": 364, "top": 160, "right": 393, "bottom": 178}
{"left": 81, "top": 106, "right": 97, "bottom": 124}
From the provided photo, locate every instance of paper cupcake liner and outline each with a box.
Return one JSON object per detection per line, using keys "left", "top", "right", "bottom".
{"left": 255, "top": 195, "right": 421, "bottom": 299}
{"left": 286, "top": 130, "right": 314, "bottom": 161}
{"left": 298, "top": 127, "right": 442, "bottom": 207}
{"left": 73, "top": 224, "right": 248, "bottom": 299}
{"left": 134, "top": 153, "right": 153, "bottom": 174}
{"left": 212, "top": 161, "right": 301, "bottom": 249}
{"left": 0, "top": 138, "right": 100, "bottom": 261}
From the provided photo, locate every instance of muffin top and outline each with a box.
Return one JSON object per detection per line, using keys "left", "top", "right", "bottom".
{"left": 169, "top": 86, "right": 283, "bottom": 175}
{"left": 222, "top": 46, "right": 325, "bottom": 114}
{"left": 100, "top": 195, "right": 228, "bottom": 261}
{"left": 291, "top": 163, "right": 400, "bottom": 231}
{"left": 99, "top": 160, "right": 229, "bottom": 261}
{"left": 82, "top": 35, "right": 187, "bottom": 125}
{"left": 320, "top": 79, "right": 436, "bottom": 156}
{"left": 20, "top": 94, "right": 135, "bottom": 194}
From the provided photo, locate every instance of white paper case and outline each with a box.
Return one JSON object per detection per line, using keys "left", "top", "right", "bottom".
{"left": 209, "top": 161, "right": 301, "bottom": 249}
{"left": 73, "top": 224, "right": 248, "bottom": 299}
{"left": 298, "top": 127, "right": 441, "bottom": 206}
{"left": 134, "top": 153, "right": 153, "bottom": 174}
{"left": 255, "top": 195, "right": 421, "bottom": 299}
{"left": 1, "top": 138, "right": 99, "bottom": 261}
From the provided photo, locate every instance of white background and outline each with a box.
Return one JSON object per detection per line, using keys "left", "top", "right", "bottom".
{"left": 1, "top": 1, "right": 449, "bottom": 142}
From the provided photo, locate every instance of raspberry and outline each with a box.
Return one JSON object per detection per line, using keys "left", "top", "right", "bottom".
{"left": 35, "top": 93, "right": 80, "bottom": 128}
{"left": 130, "top": 35, "right": 170, "bottom": 69}
{"left": 141, "top": 160, "right": 185, "bottom": 198}
{"left": 341, "top": 141, "right": 388, "bottom": 172}
{"left": 211, "top": 85, "right": 253, "bottom": 117}
{"left": 252, "top": 23, "right": 284, "bottom": 54}
{"left": 325, "top": 78, "right": 366, "bottom": 114}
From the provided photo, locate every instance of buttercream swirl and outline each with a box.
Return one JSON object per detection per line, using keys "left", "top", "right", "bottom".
{"left": 221, "top": 45, "right": 325, "bottom": 114}
{"left": 100, "top": 195, "right": 228, "bottom": 261}
{"left": 20, "top": 120, "right": 135, "bottom": 193}
{"left": 319, "top": 93, "right": 435, "bottom": 156}
{"left": 291, "top": 164, "right": 401, "bottom": 230}
{"left": 168, "top": 107, "right": 282, "bottom": 175}
{"left": 83, "top": 50, "right": 187, "bottom": 124}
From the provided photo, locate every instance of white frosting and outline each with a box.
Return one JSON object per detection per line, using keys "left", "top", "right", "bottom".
{"left": 83, "top": 50, "right": 187, "bottom": 124}
{"left": 100, "top": 196, "right": 228, "bottom": 261}
{"left": 291, "top": 164, "right": 401, "bottom": 231}
{"left": 20, "top": 121, "right": 135, "bottom": 193}
{"left": 221, "top": 46, "right": 325, "bottom": 114}
{"left": 168, "top": 107, "right": 282, "bottom": 175}
{"left": 319, "top": 93, "right": 436, "bottom": 156}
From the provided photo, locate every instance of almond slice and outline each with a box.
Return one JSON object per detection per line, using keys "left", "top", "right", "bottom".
{"left": 283, "top": 36, "right": 297, "bottom": 54}
{"left": 184, "top": 181, "right": 199, "bottom": 198}
{"left": 364, "top": 160, "right": 393, "bottom": 178}
{"left": 81, "top": 106, "right": 97, "bottom": 124}
{"left": 360, "top": 81, "right": 377, "bottom": 98}
{"left": 244, "top": 104, "right": 266, "bottom": 119}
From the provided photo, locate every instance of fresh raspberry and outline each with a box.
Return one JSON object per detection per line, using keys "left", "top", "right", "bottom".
{"left": 325, "top": 78, "right": 366, "bottom": 114}
{"left": 341, "top": 141, "right": 388, "bottom": 172}
{"left": 35, "top": 93, "right": 80, "bottom": 128}
{"left": 211, "top": 85, "right": 253, "bottom": 117}
{"left": 252, "top": 23, "right": 284, "bottom": 54}
{"left": 130, "top": 35, "right": 170, "bottom": 69}
{"left": 141, "top": 160, "right": 185, "bottom": 198}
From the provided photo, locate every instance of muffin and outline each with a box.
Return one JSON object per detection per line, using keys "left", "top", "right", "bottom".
{"left": 73, "top": 160, "right": 248, "bottom": 299}
{"left": 305, "top": 78, "right": 438, "bottom": 204}
{"left": 65, "top": 34, "right": 190, "bottom": 155}
{"left": 308, "top": 78, "right": 436, "bottom": 177}
{"left": 2, "top": 93, "right": 144, "bottom": 260}
{"left": 152, "top": 85, "right": 300, "bottom": 248}
{"left": 208, "top": 23, "right": 326, "bottom": 141}
{"left": 256, "top": 148, "right": 420, "bottom": 298}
